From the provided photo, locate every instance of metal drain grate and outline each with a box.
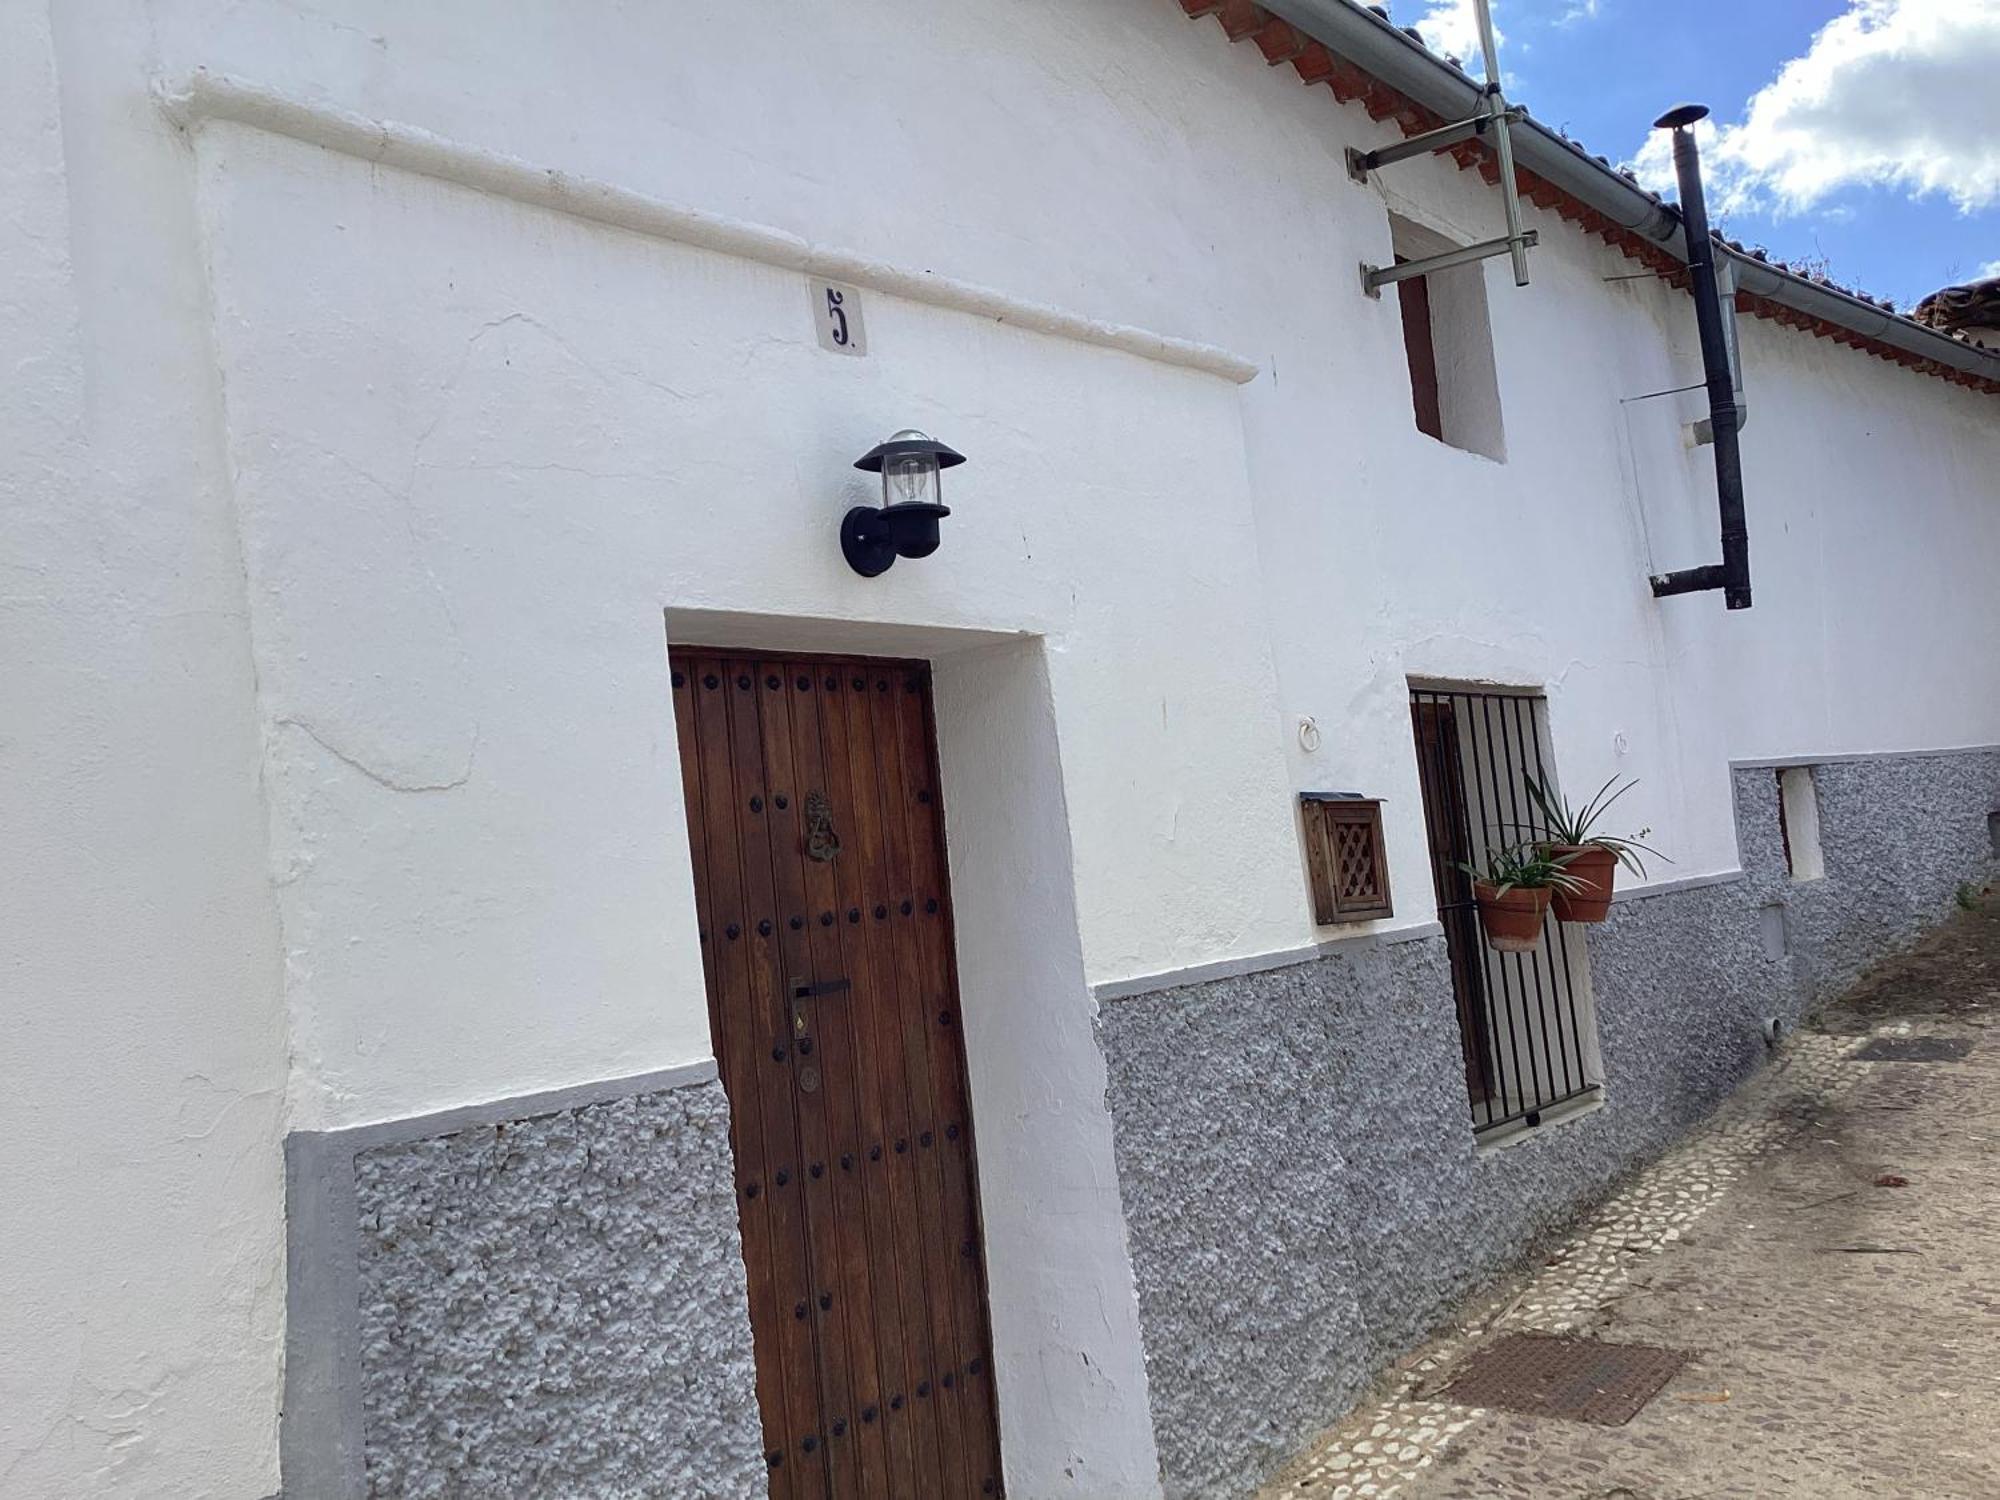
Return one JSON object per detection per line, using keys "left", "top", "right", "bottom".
{"left": 1440, "top": 1333, "right": 1690, "bottom": 1425}
{"left": 1849, "top": 1036, "right": 1973, "bottom": 1062}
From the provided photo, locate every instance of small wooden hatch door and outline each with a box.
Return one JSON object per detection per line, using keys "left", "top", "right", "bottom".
{"left": 670, "top": 649, "right": 1004, "bottom": 1500}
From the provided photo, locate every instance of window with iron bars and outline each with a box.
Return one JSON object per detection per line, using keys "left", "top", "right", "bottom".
{"left": 1410, "top": 685, "right": 1603, "bottom": 1134}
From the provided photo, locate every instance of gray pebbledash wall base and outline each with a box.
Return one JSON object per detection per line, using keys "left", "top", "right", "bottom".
{"left": 356, "top": 1080, "right": 763, "bottom": 1499}
{"left": 288, "top": 1074, "right": 765, "bottom": 1500}
{"left": 1096, "top": 748, "right": 2000, "bottom": 1498}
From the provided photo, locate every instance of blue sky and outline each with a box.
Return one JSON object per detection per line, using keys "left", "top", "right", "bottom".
{"left": 1410, "top": 0, "right": 2000, "bottom": 308}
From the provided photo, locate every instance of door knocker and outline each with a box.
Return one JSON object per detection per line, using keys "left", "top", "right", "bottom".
{"left": 805, "top": 791, "right": 841, "bottom": 862}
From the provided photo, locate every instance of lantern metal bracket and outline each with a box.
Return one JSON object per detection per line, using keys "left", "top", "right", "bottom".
{"left": 840, "top": 501, "right": 950, "bottom": 578}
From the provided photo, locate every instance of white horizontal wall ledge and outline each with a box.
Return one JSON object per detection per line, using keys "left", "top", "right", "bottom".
{"left": 1094, "top": 921, "right": 1445, "bottom": 1003}
{"left": 1610, "top": 869, "right": 1747, "bottom": 904}
{"left": 157, "top": 70, "right": 1262, "bottom": 386}
{"left": 297, "top": 1059, "right": 721, "bottom": 1153}
{"left": 1730, "top": 743, "right": 2000, "bottom": 771}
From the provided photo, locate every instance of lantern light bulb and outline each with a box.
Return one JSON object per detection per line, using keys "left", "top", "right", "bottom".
{"left": 887, "top": 453, "right": 932, "bottom": 504}
{"left": 880, "top": 429, "right": 939, "bottom": 508}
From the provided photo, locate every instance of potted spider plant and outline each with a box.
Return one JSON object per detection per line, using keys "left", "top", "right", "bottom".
{"left": 1455, "top": 846, "right": 1585, "bottom": 954}
{"left": 1522, "top": 771, "right": 1667, "bottom": 924}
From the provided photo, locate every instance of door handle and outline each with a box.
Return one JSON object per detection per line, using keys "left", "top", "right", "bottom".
{"left": 791, "top": 978, "right": 851, "bottom": 1000}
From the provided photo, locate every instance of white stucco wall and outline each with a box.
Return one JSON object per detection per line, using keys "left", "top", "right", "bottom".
{"left": 195, "top": 118, "right": 1296, "bottom": 1133}
{"left": 1, "top": 6, "right": 288, "bottom": 1497}
{"left": 6, "top": 0, "right": 1998, "bottom": 1493}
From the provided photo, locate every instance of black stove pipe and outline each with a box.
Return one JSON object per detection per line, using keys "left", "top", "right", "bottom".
{"left": 1649, "top": 104, "right": 1752, "bottom": 611}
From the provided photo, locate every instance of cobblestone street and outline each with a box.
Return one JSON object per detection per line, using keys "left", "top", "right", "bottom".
{"left": 1262, "top": 891, "right": 2000, "bottom": 1500}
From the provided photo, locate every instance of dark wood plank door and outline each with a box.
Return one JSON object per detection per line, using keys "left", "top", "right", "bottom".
{"left": 1411, "top": 699, "right": 1496, "bottom": 1106}
{"left": 670, "top": 649, "right": 1003, "bottom": 1500}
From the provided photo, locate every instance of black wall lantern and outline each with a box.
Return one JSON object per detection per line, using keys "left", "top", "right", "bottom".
{"left": 841, "top": 429, "right": 964, "bottom": 577}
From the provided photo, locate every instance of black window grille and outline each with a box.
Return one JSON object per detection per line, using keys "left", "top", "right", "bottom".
{"left": 1410, "top": 686, "right": 1601, "bottom": 1134}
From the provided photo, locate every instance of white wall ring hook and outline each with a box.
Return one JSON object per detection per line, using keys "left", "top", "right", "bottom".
{"left": 1298, "top": 716, "right": 1323, "bottom": 753}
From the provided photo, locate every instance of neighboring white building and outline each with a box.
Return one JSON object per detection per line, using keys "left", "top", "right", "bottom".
{"left": 3, "top": 2, "right": 1997, "bottom": 1497}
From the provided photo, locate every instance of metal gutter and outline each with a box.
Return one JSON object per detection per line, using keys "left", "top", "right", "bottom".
{"left": 1260, "top": 0, "right": 2000, "bottom": 387}
{"left": 1723, "top": 250, "right": 1996, "bottom": 382}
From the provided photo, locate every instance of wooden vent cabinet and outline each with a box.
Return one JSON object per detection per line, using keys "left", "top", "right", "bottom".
{"left": 1301, "top": 793, "right": 1393, "bottom": 925}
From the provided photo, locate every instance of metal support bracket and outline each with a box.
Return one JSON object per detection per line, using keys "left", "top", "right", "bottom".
{"left": 1648, "top": 563, "right": 1728, "bottom": 597}
{"left": 1354, "top": 3, "right": 1533, "bottom": 296}
{"left": 1361, "top": 229, "right": 1538, "bottom": 298}
{"left": 1345, "top": 106, "right": 1524, "bottom": 184}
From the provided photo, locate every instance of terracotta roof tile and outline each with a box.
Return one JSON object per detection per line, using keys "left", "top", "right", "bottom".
{"left": 1913, "top": 276, "right": 2000, "bottom": 337}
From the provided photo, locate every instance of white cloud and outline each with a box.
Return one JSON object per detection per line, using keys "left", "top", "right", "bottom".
{"left": 1980, "top": 257, "right": 2000, "bottom": 278}
{"left": 1412, "top": 1, "right": 1604, "bottom": 79}
{"left": 1627, "top": 0, "right": 2000, "bottom": 217}
{"left": 1414, "top": 0, "right": 1503, "bottom": 70}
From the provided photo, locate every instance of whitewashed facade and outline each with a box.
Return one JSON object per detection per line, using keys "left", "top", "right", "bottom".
{"left": 4, "top": 2, "right": 1997, "bottom": 1496}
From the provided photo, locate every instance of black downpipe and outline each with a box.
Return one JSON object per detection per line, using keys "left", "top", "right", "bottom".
{"left": 1648, "top": 105, "right": 1752, "bottom": 611}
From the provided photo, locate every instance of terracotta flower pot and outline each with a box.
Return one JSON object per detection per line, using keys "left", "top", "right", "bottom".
{"left": 1473, "top": 881, "right": 1553, "bottom": 953}
{"left": 1547, "top": 844, "right": 1618, "bottom": 924}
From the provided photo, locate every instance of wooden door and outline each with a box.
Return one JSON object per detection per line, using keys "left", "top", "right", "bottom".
{"left": 1411, "top": 698, "right": 1496, "bottom": 1106}
{"left": 670, "top": 649, "right": 1003, "bottom": 1500}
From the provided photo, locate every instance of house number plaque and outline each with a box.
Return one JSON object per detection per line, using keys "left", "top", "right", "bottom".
{"left": 809, "top": 278, "right": 868, "bottom": 356}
